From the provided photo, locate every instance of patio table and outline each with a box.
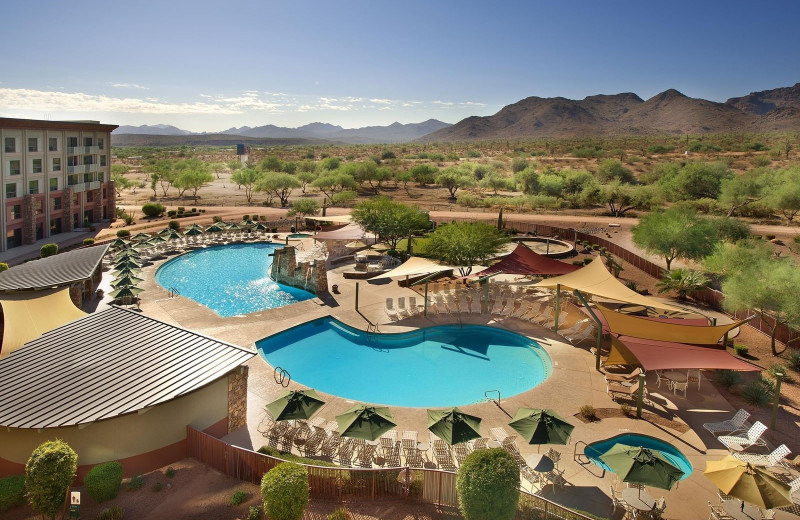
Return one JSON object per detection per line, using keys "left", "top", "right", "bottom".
{"left": 622, "top": 488, "right": 657, "bottom": 514}
{"left": 723, "top": 500, "right": 763, "bottom": 520}
{"left": 525, "top": 454, "right": 554, "bottom": 473}
{"left": 663, "top": 370, "right": 688, "bottom": 383}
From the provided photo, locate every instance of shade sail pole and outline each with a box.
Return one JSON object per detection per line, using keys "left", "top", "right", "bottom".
{"left": 423, "top": 280, "right": 429, "bottom": 317}
{"left": 636, "top": 372, "right": 646, "bottom": 419}
{"left": 554, "top": 284, "right": 561, "bottom": 333}
{"left": 573, "top": 289, "right": 604, "bottom": 372}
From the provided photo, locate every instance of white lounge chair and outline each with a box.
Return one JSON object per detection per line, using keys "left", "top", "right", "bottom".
{"left": 733, "top": 444, "right": 791, "bottom": 467}
{"left": 719, "top": 421, "right": 768, "bottom": 452}
{"left": 385, "top": 298, "right": 399, "bottom": 321}
{"left": 703, "top": 409, "right": 751, "bottom": 436}
{"left": 408, "top": 296, "right": 421, "bottom": 316}
{"left": 397, "top": 297, "right": 409, "bottom": 318}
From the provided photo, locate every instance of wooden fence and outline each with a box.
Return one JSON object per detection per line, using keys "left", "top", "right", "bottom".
{"left": 186, "top": 427, "right": 593, "bottom": 520}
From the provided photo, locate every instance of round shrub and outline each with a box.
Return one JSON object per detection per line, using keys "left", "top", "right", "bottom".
{"left": 168, "top": 220, "right": 180, "bottom": 230}
{"left": 141, "top": 203, "right": 164, "bottom": 218}
{"left": 83, "top": 238, "right": 95, "bottom": 246}
{"left": 40, "top": 243, "right": 58, "bottom": 258}
{"left": 116, "top": 229, "right": 131, "bottom": 238}
{"left": 741, "top": 380, "right": 772, "bottom": 407}
{"left": 84, "top": 461, "right": 123, "bottom": 503}
{"left": 260, "top": 462, "right": 308, "bottom": 520}
{"left": 25, "top": 440, "right": 78, "bottom": 519}
{"left": 0, "top": 475, "right": 25, "bottom": 511}
{"left": 715, "top": 369, "right": 742, "bottom": 389}
{"left": 0, "top": 263, "right": 8, "bottom": 273}
{"left": 733, "top": 344, "right": 749, "bottom": 357}
{"left": 787, "top": 350, "right": 800, "bottom": 372}
{"left": 456, "top": 448, "right": 520, "bottom": 520}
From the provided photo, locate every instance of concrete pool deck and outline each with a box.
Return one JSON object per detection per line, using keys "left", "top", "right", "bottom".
{"left": 119, "top": 240, "right": 796, "bottom": 520}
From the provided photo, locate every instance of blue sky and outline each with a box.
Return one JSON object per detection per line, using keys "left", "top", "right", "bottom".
{"left": 1, "top": 0, "right": 798, "bottom": 132}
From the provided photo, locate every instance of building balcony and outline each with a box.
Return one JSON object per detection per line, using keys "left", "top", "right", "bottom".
{"left": 67, "top": 146, "right": 100, "bottom": 155}
{"left": 70, "top": 181, "right": 101, "bottom": 193}
{"left": 66, "top": 164, "right": 100, "bottom": 174}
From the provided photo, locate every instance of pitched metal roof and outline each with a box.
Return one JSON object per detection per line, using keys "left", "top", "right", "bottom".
{"left": 0, "top": 306, "right": 255, "bottom": 428}
{"left": 0, "top": 244, "right": 110, "bottom": 291}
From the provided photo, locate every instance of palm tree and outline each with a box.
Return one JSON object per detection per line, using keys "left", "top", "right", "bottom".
{"left": 656, "top": 268, "right": 710, "bottom": 300}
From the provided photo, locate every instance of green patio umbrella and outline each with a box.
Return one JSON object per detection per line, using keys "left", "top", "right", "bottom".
{"left": 113, "top": 250, "right": 140, "bottom": 262}
{"left": 111, "top": 275, "right": 144, "bottom": 287}
{"left": 112, "top": 266, "right": 142, "bottom": 277}
{"left": 131, "top": 232, "right": 152, "bottom": 242}
{"left": 158, "top": 227, "right": 173, "bottom": 236}
{"left": 187, "top": 222, "right": 204, "bottom": 229}
{"left": 206, "top": 223, "right": 224, "bottom": 233}
{"left": 165, "top": 230, "right": 183, "bottom": 240}
{"left": 184, "top": 227, "right": 204, "bottom": 237}
{"left": 110, "top": 238, "right": 130, "bottom": 248}
{"left": 509, "top": 408, "right": 574, "bottom": 446}
{"left": 254, "top": 222, "right": 268, "bottom": 231}
{"left": 335, "top": 405, "right": 396, "bottom": 441}
{"left": 113, "top": 258, "right": 142, "bottom": 270}
{"left": 427, "top": 407, "right": 482, "bottom": 445}
{"left": 266, "top": 389, "right": 326, "bottom": 422}
{"left": 109, "top": 285, "right": 144, "bottom": 299}
{"left": 241, "top": 219, "right": 256, "bottom": 227}
{"left": 226, "top": 221, "right": 243, "bottom": 229}
{"left": 147, "top": 235, "right": 167, "bottom": 245}
{"left": 600, "top": 444, "right": 684, "bottom": 490}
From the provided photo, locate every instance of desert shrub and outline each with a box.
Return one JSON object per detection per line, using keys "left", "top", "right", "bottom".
{"left": 331, "top": 190, "right": 357, "bottom": 206}
{"left": 572, "top": 147, "right": 602, "bottom": 158}
{"left": 646, "top": 144, "right": 675, "bottom": 154}
{"left": 247, "top": 505, "right": 263, "bottom": 520}
{"left": 141, "top": 203, "right": 164, "bottom": 217}
{"left": 164, "top": 467, "right": 176, "bottom": 478}
{"left": 260, "top": 463, "right": 308, "bottom": 520}
{"left": 766, "top": 363, "right": 791, "bottom": 382}
{"left": 125, "top": 474, "right": 144, "bottom": 491}
{"left": 733, "top": 344, "right": 749, "bottom": 357}
{"left": 381, "top": 150, "right": 396, "bottom": 160}
{"left": 466, "top": 150, "right": 481, "bottom": 158}
{"left": 715, "top": 370, "right": 742, "bottom": 389}
{"left": 167, "top": 210, "right": 177, "bottom": 217}
{"left": 177, "top": 207, "right": 184, "bottom": 212}
{"left": 84, "top": 461, "right": 123, "bottom": 503}
{"left": 456, "top": 449, "right": 519, "bottom": 520}
{"left": 95, "top": 505, "right": 124, "bottom": 520}
{"left": 572, "top": 260, "right": 585, "bottom": 266}
{"left": 213, "top": 215, "right": 223, "bottom": 223}
{"left": 40, "top": 243, "right": 58, "bottom": 258}
{"left": 83, "top": 238, "right": 95, "bottom": 246}
{"left": 766, "top": 234, "right": 776, "bottom": 240}
{"left": 457, "top": 193, "right": 485, "bottom": 208}
{"left": 116, "top": 229, "right": 131, "bottom": 238}
{"left": 328, "top": 507, "right": 352, "bottom": 520}
{"left": 579, "top": 404, "right": 597, "bottom": 420}
{"left": 408, "top": 478, "right": 424, "bottom": 498}
{"left": 0, "top": 475, "right": 25, "bottom": 511}
{"left": 25, "top": 440, "right": 78, "bottom": 519}
{"left": 741, "top": 380, "right": 772, "bottom": 407}
{"left": 786, "top": 350, "right": 800, "bottom": 372}
{"left": 0, "top": 262, "right": 7, "bottom": 272}
{"left": 231, "top": 490, "right": 247, "bottom": 506}
{"left": 752, "top": 156, "right": 771, "bottom": 167}
{"left": 242, "top": 214, "right": 250, "bottom": 220}
{"left": 620, "top": 403, "right": 633, "bottom": 417}
{"left": 168, "top": 220, "right": 180, "bottom": 230}
{"left": 624, "top": 280, "right": 639, "bottom": 292}
{"left": 151, "top": 482, "right": 162, "bottom": 493}
{"left": 793, "top": 235, "right": 800, "bottom": 244}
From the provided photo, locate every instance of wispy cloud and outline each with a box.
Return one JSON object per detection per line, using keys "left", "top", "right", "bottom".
{"left": 110, "top": 82, "right": 149, "bottom": 90}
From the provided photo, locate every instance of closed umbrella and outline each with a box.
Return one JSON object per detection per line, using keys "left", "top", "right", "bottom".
{"left": 111, "top": 275, "right": 144, "bottom": 287}
{"left": 427, "top": 407, "right": 482, "bottom": 445}
{"left": 509, "top": 408, "right": 574, "bottom": 446}
{"left": 335, "top": 405, "right": 396, "bottom": 441}
{"left": 600, "top": 444, "right": 684, "bottom": 491}
{"left": 704, "top": 456, "right": 792, "bottom": 510}
{"left": 109, "top": 286, "right": 144, "bottom": 299}
{"left": 266, "top": 389, "right": 325, "bottom": 422}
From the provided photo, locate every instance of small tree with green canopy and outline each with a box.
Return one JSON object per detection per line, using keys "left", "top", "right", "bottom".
{"left": 596, "top": 159, "right": 635, "bottom": 184}
{"left": 456, "top": 448, "right": 520, "bottom": 520}
{"left": 409, "top": 164, "right": 438, "bottom": 186}
{"left": 260, "top": 462, "right": 308, "bottom": 520}
{"left": 257, "top": 172, "right": 301, "bottom": 207}
{"left": 231, "top": 168, "right": 263, "bottom": 204}
{"left": 25, "top": 440, "right": 78, "bottom": 519}
{"left": 426, "top": 221, "right": 509, "bottom": 276}
{"left": 765, "top": 166, "right": 800, "bottom": 224}
{"left": 287, "top": 199, "right": 320, "bottom": 223}
{"left": 598, "top": 182, "right": 661, "bottom": 217}
{"left": 515, "top": 167, "right": 539, "bottom": 195}
{"left": 658, "top": 161, "right": 732, "bottom": 201}
{"left": 351, "top": 198, "right": 431, "bottom": 250}
{"left": 436, "top": 166, "right": 475, "bottom": 199}
{"left": 656, "top": 268, "right": 710, "bottom": 300}
{"left": 394, "top": 170, "right": 413, "bottom": 195}
{"left": 312, "top": 172, "right": 358, "bottom": 202}
{"left": 296, "top": 170, "right": 318, "bottom": 194}
{"left": 719, "top": 168, "right": 770, "bottom": 217}
{"left": 632, "top": 207, "right": 718, "bottom": 270}
{"left": 174, "top": 167, "right": 214, "bottom": 203}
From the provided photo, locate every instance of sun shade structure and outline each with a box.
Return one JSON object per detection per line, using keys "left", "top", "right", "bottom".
{"left": 0, "top": 287, "right": 86, "bottom": 359}
{"left": 266, "top": 389, "right": 325, "bottom": 422}
{"left": 508, "top": 408, "right": 574, "bottom": 445}
{"left": 306, "top": 214, "right": 353, "bottom": 224}
{"left": 477, "top": 244, "right": 580, "bottom": 277}
{"left": 110, "top": 275, "right": 144, "bottom": 287}
{"left": 371, "top": 256, "right": 455, "bottom": 280}
{"left": 0, "top": 244, "right": 109, "bottom": 291}
{"left": 0, "top": 306, "right": 255, "bottom": 428}
{"left": 427, "top": 407, "right": 482, "bottom": 445}
{"left": 335, "top": 405, "right": 396, "bottom": 441}
{"left": 534, "top": 258, "right": 688, "bottom": 313}
{"left": 313, "top": 223, "right": 376, "bottom": 241}
{"left": 108, "top": 286, "right": 144, "bottom": 299}
{"left": 600, "top": 444, "right": 685, "bottom": 490}
{"left": 606, "top": 336, "right": 761, "bottom": 372}
{"left": 704, "top": 456, "right": 793, "bottom": 509}
{"left": 112, "top": 266, "right": 142, "bottom": 277}
{"left": 131, "top": 232, "right": 152, "bottom": 241}
{"left": 594, "top": 305, "right": 746, "bottom": 345}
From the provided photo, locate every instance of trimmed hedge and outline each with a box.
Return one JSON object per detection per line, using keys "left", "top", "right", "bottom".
{"left": 141, "top": 203, "right": 164, "bottom": 217}
{"left": 456, "top": 448, "right": 519, "bottom": 520}
{"left": 83, "top": 238, "right": 95, "bottom": 246}
{"left": 261, "top": 462, "right": 308, "bottom": 520}
{"left": 40, "top": 243, "right": 59, "bottom": 258}
{"left": 85, "top": 461, "right": 123, "bottom": 503}
{"left": 0, "top": 263, "right": 8, "bottom": 272}
{"left": 0, "top": 475, "right": 25, "bottom": 511}
{"left": 116, "top": 230, "right": 131, "bottom": 238}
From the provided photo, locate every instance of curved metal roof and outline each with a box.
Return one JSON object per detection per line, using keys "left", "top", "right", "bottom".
{"left": 0, "top": 244, "right": 109, "bottom": 291}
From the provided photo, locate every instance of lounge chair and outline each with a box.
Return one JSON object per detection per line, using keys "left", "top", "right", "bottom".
{"left": 384, "top": 443, "right": 402, "bottom": 468}
{"left": 356, "top": 443, "right": 377, "bottom": 468}
{"left": 300, "top": 426, "right": 326, "bottom": 457}
{"left": 733, "top": 444, "right": 791, "bottom": 467}
{"left": 337, "top": 438, "right": 356, "bottom": 467}
{"left": 604, "top": 367, "right": 643, "bottom": 383}
{"left": 719, "top": 421, "right": 768, "bottom": 452}
{"left": 321, "top": 431, "right": 341, "bottom": 460}
{"left": 489, "top": 427, "right": 515, "bottom": 443}
{"left": 397, "top": 297, "right": 409, "bottom": 318}
{"left": 703, "top": 409, "right": 751, "bottom": 436}
{"left": 433, "top": 439, "right": 457, "bottom": 472}
{"left": 385, "top": 298, "right": 399, "bottom": 321}
{"left": 404, "top": 446, "right": 424, "bottom": 468}
{"left": 401, "top": 430, "right": 418, "bottom": 449}
{"left": 453, "top": 443, "right": 472, "bottom": 466}
{"left": 470, "top": 438, "right": 489, "bottom": 451}
{"left": 408, "top": 296, "right": 421, "bottom": 316}
{"left": 789, "top": 476, "right": 800, "bottom": 498}
{"left": 510, "top": 301, "right": 530, "bottom": 319}
{"left": 607, "top": 379, "right": 647, "bottom": 402}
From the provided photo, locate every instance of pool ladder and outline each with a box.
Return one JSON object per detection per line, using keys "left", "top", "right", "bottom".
{"left": 484, "top": 389, "right": 500, "bottom": 405}
{"left": 573, "top": 440, "right": 589, "bottom": 464}
{"left": 168, "top": 286, "right": 180, "bottom": 298}
{"left": 274, "top": 366, "right": 291, "bottom": 387}
{"left": 366, "top": 322, "right": 380, "bottom": 333}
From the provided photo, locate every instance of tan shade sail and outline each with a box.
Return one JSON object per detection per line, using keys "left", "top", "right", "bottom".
{"left": 607, "top": 336, "right": 760, "bottom": 372}
{"left": 313, "top": 223, "right": 376, "bottom": 241}
{"left": 533, "top": 258, "right": 688, "bottom": 313}
{"left": 595, "top": 304, "right": 746, "bottom": 345}
{"left": 0, "top": 287, "right": 86, "bottom": 359}
{"left": 371, "top": 256, "right": 455, "bottom": 280}
{"left": 305, "top": 214, "right": 352, "bottom": 224}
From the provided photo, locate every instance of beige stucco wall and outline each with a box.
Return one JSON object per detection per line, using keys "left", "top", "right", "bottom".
{"left": 0, "top": 377, "right": 228, "bottom": 465}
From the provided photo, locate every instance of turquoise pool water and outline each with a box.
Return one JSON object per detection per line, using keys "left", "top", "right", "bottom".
{"left": 155, "top": 243, "right": 314, "bottom": 317}
{"left": 288, "top": 233, "right": 312, "bottom": 238}
{"left": 257, "top": 317, "right": 553, "bottom": 407}
{"left": 585, "top": 434, "right": 692, "bottom": 479}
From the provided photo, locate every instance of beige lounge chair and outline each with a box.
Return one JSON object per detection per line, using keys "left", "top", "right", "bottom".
{"left": 397, "top": 297, "right": 409, "bottom": 318}
{"left": 607, "top": 379, "right": 647, "bottom": 402}
{"left": 385, "top": 298, "right": 399, "bottom": 321}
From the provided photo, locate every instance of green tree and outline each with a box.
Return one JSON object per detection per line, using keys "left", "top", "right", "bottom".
{"left": 426, "top": 221, "right": 509, "bottom": 276}
{"left": 598, "top": 182, "right": 661, "bottom": 217}
{"left": 351, "top": 198, "right": 431, "bottom": 250}
{"left": 312, "top": 172, "right": 358, "bottom": 202}
{"left": 409, "top": 164, "right": 438, "bottom": 186}
{"left": 436, "top": 166, "right": 475, "bottom": 199}
{"left": 111, "top": 174, "right": 132, "bottom": 196}
{"left": 719, "top": 168, "right": 770, "bottom": 217}
{"left": 480, "top": 172, "right": 510, "bottom": 195}
{"left": 456, "top": 449, "right": 519, "bottom": 520}
{"left": 394, "top": 170, "right": 413, "bottom": 195}
{"left": 349, "top": 160, "right": 390, "bottom": 193}
{"left": 515, "top": 167, "right": 539, "bottom": 194}
{"left": 632, "top": 207, "right": 718, "bottom": 270}
{"left": 260, "top": 156, "right": 284, "bottom": 172}
{"left": 766, "top": 166, "right": 800, "bottom": 224}
{"left": 226, "top": 159, "right": 243, "bottom": 172}
{"left": 511, "top": 157, "right": 528, "bottom": 174}
{"left": 596, "top": 159, "right": 635, "bottom": 183}
{"left": 287, "top": 199, "right": 320, "bottom": 223}
{"left": 231, "top": 168, "right": 263, "bottom": 204}
{"left": 25, "top": 440, "right": 78, "bottom": 519}
{"left": 151, "top": 160, "right": 177, "bottom": 197}
{"left": 257, "top": 172, "right": 302, "bottom": 207}
{"left": 260, "top": 463, "right": 308, "bottom": 520}
{"left": 296, "top": 170, "right": 318, "bottom": 194}
{"left": 656, "top": 268, "right": 710, "bottom": 300}
{"left": 658, "top": 161, "right": 732, "bottom": 200}
{"left": 174, "top": 166, "right": 214, "bottom": 203}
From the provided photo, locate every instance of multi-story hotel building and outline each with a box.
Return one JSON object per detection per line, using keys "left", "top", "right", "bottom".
{"left": 0, "top": 118, "right": 118, "bottom": 252}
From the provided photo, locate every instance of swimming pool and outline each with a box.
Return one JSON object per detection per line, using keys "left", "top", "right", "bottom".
{"left": 257, "top": 317, "right": 552, "bottom": 407}
{"left": 155, "top": 243, "right": 314, "bottom": 317}
{"left": 585, "top": 434, "right": 692, "bottom": 479}
{"left": 288, "top": 233, "right": 312, "bottom": 239}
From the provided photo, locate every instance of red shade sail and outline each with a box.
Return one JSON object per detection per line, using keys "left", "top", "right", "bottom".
{"left": 479, "top": 243, "right": 580, "bottom": 277}
{"left": 608, "top": 335, "right": 760, "bottom": 372}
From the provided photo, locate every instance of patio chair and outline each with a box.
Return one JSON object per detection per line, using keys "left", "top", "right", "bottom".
{"left": 672, "top": 380, "right": 689, "bottom": 397}
{"left": 532, "top": 305, "right": 555, "bottom": 325}
{"left": 337, "top": 438, "right": 356, "bottom": 467}
{"left": 397, "top": 297, "right": 409, "bottom": 318}
{"left": 703, "top": 409, "right": 751, "bottom": 437}
{"left": 408, "top": 296, "right": 421, "bottom": 316}
{"left": 540, "top": 468, "right": 566, "bottom": 491}
{"left": 257, "top": 407, "right": 275, "bottom": 436}
{"left": 733, "top": 444, "right": 791, "bottom": 467}
{"left": 607, "top": 379, "right": 647, "bottom": 403}
{"left": 491, "top": 298, "right": 507, "bottom": 315}
{"left": 356, "top": 443, "right": 377, "bottom": 468}
{"left": 433, "top": 439, "right": 457, "bottom": 472}
{"left": 510, "top": 301, "right": 530, "bottom": 319}
{"left": 604, "top": 367, "right": 643, "bottom": 383}
{"left": 688, "top": 369, "right": 702, "bottom": 390}
{"left": 655, "top": 370, "right": 672, "bottom": 389}
{"left": 385, "top": 298, "right": 399, "bottom": 321}
{"left": 718, "top": 421, "right": 768, "bottom": 452}
{"left": 789, "top": 476, "right": 800, "bottom": 497}
{"left": 279, "top": 424, "right": 297, "bottom": 453}
{"left": 453, "top": 442, "right": 472, "bottom": 466}
{"left": 384, "top": 443, "right": 402, "bottom": 468}
{"left": 489, "top": 426, "right": 514, "bottom": 443}
{"left": 545, "top": 448, "right": 561, "bottom": 470}
{"left": 320, "top": 432, "right": 341, "bottom": 460}
{"left": 404, "top": 446, "right": 425, "bottom": 468}
{"left": 301, "top": 426, "right": 326, "bottom": 457}
{"left": 470, "top": 438, "right": 489, "bottom": 451}
{"left": 652, "top": 496, "right": 667, "bottom": 519}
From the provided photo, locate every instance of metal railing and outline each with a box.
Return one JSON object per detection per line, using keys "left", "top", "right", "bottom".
{"left": 273, "top": 366, "right": 291, "bottom": 387}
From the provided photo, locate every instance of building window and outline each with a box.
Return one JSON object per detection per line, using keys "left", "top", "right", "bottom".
{"left": 28, "top": 137, "right": 39, "bottom": 152}
{"left": 48, "top": 137, "right": 58, "bottom": 151}
{"left": 52, "top": 157, "right": 61, "bottom": 171}
{"left": 83, "top": 173, "right": 93, "bottom": 183}
{"left": 6, "top": 183, "right": 17, "bottom": 198}
{"left": 98, "top": 138, "right": 104, "bottom": 150}
{"left": 86, "top": 190, "right": 94, "bottom": 202}
{"left": 67, "top": 174, "right": 78, "bottom": 186}
{"left": 29, "top": 180, "right": 39, "bottom": 195}
{"left": 97, "top": 172, "right": 104, "bottom": 182}
{"left": 83, "top": 155, "right": 94, "bottom": 166}
{"left": 32, "top": 158, "right": 42, "bottom": 174}
{"left": 4, "top": 137, "right": 16, "bottom": 153}
{"left": 67, "top": 156, "right": 79, "bottom": 167}
{"left": 9, "top": 160, "right": 21, "bottom": 175}
{"left": 102, "top": 188, "right": 107, "bottom": 198}
{"left": 67, "top": 136, "right": 78, "bottom": 147}
{"left": 84, "top": 137, "right": 93, "bottom": 147}
{"left": 49, "top": 178, "right": 58, "bottom": 191}
{"left": 53, "top": 197, "right": 62, "bottom": 210}
{"left": 9, "top": 204, "right": 21, "bottom": 219}
{"left": 100, "top": 155, "right": 107, "bottom": 166}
